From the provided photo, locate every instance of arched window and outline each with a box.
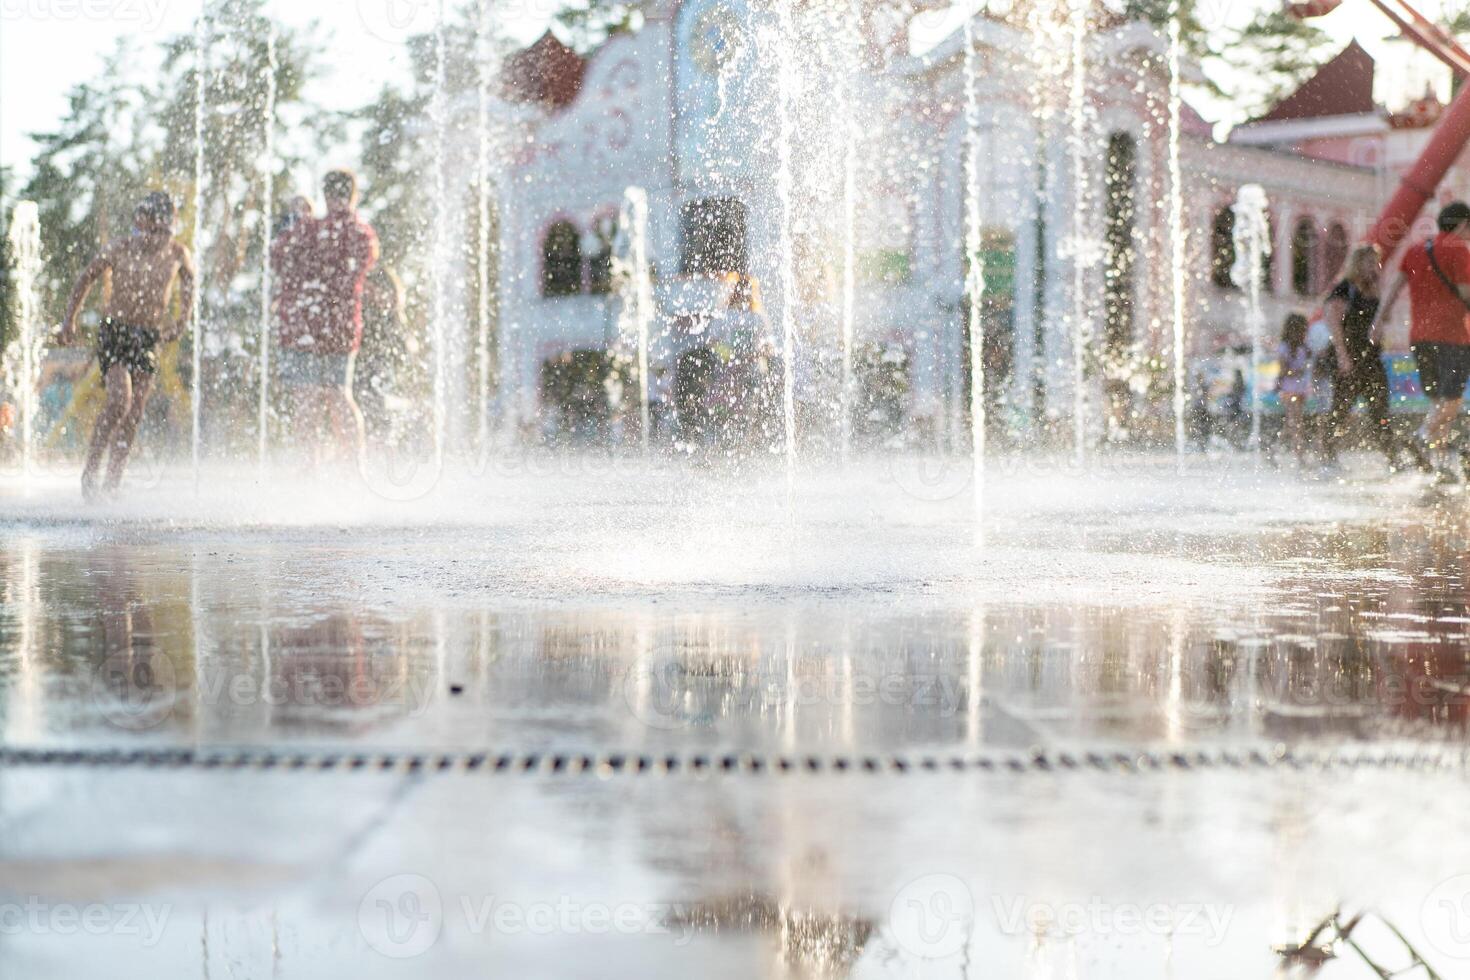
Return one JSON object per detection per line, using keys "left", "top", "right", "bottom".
{"left": 587, "top": 216, "right": 617, "bottom": 295}
{"left": 1292, "top": 217, "right": 1320, "bottom": 296}
{"left": 1262, "top": 216, "right": 1277, "bottom": 294}
{"left": 1322, "top": 222, "right": 1350, "bottom": 284}
{"left": 1104, "top": 132, "right": 1137, "bottom": 353}
{"left": 1211, "top": 206, "right": 1236, "bottom": 290}
{"left": 541, "top": 221, "right": 583, "bottom": 297}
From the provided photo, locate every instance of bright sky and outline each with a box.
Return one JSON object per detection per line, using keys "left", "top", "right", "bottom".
{"left": 0, "top": 0, "right": 1464, "bottom": 180}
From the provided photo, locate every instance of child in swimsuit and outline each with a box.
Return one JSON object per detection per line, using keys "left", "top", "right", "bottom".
{"left": 59, "top": 192, "right": 195, "bottom": 500}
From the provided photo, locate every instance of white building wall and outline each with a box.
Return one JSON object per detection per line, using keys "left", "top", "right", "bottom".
{"left": 474, "top": 8, "right": 1398, "bottom": 443}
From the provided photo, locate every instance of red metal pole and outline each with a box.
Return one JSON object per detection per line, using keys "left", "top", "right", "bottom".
{"left": 1368, "top": 80, "right": 1470, "bottom": 252}
{"left": 1365, "top": 0, "right": 1470, "bottom": 76}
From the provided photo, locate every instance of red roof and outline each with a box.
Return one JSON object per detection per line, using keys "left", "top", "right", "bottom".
{"left": 1256, "top": 40, "right": 1377, "bottom": 123}
{"left": 504, "top": 32, "right": 587, "bottom": 111}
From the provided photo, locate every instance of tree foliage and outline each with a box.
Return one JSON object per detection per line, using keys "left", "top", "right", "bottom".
{"left": 1212, "top": 8, "right": 1336, "bottom": 119}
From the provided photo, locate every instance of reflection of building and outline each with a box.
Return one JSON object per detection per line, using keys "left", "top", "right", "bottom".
{"left": 467, "top": 5, "right": 1470, "bottom": 443}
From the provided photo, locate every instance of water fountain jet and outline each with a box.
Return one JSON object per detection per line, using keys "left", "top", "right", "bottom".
{"left": 3, "top": 202, "right": 44, "bottom": 489}
{"left": 615, "top": 187, "right": 654, "bottom": 453}
{"left": 1166, "top": 0, "right": 1188, "bottom": 471}
{"left": 1232, "top": 184, "right": 1271, "bottom": 455}
{"left": 962, "top": 4, "right": 987, "bottom": 543}
{"left": 257, "top": 22, "right": 277, "bottom": 481}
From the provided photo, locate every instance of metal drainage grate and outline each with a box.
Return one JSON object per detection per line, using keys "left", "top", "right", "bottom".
{"left": 1, "top": 745, "right": 1469, "bottom": 776}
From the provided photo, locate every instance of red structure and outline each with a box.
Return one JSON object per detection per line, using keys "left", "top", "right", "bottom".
{"left": 1291, "top": 0, "right": 1470, "bottom": 249}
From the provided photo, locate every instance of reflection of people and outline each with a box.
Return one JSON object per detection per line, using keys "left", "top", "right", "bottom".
{"left": 58, "top": 192, "right": 195, "bottom": 500}
{"left": 1276, "top": 314, "right": 1312, "bottom": 463}
{"left": 272, "top": 170, "right": 379, "bottom": 465}
{"left": 1321, "top": 246, "right": 1396, "bottom": 470}
{"left": 1378, "top": 201, "right": 1470, "bottom": 480}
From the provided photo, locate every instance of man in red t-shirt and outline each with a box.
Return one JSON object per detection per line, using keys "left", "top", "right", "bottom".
{"left": 1379, "top": 201, "right": 1470, "bottom": 475}
{"left": 272, "top": 169, "right": 379, "bottom": 464}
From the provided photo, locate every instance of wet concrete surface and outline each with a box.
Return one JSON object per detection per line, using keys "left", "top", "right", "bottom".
{"left": 1, "top": 456, "right": 1469, "bottom": 976}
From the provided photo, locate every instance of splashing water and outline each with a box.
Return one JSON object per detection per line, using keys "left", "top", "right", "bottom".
{"left": 962, "top": 5, "right": 987, "bottom": 543}
{"left": 1232, "top": 184, "right": 1271, "bottom": 454}
{"left": 837, "top": 0, "right": 860, "bottom": 466}
{"left": 615, "top": 187, "right": 654, "bottom": 453}
{"left": 772, "top": 0, "right": 801, "bottom": 504}
{"left": 431, "top": 0, "right": 450, "bottom": 468}
{"left": 476, "top": 0, "right": 495, "bottom": 460}
{"left": 1166, "top": 0, "right": 1188, "bottom": 472}
{"left": 3, "top": 202, "right": 43, "bottom": 489}
{"left": 1064, "top": 0, "right": 1099, "bottom": 464}
{"left": 192, "top": 10, "right": 209, "bottom": 489}
{"left": 257, "top": 22, "right": 277, "bottom": 481}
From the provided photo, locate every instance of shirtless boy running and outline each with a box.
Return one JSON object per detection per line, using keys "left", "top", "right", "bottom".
{"left": 58, "top": 192, "right": 195, "bottom": 500}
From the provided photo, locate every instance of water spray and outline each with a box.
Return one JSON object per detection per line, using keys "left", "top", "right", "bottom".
{"left": 4, "top": 203, "right": 43, "bottom": 490}
{"left": 1166, "top": 0, "right": 1188, "bottom": 472}
{"left": 257, "top": 21, "right": 277, "bottom": 481}
{"left": 962, "top": 4, "right": 988, "bottom": 543}
{"left": 1232, "top": 184, "right": 1271, "bottom": 455}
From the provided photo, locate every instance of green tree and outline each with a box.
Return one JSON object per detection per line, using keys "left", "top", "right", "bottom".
{"left": 1, "top": 168, "right": 16, "bottom": 358}
{"left": 1210, "top": 9, "right": 1336, "bottom": 119}
{"left": 19, "top": 41, "right": 159, "bottom": 330}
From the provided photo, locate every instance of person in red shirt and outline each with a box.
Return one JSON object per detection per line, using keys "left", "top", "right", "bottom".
{"left": 1378, "top": 201, "right": 1470, "bottom": 479}
{"left": 272, "top": 170, "right": 380, "bottom": 465}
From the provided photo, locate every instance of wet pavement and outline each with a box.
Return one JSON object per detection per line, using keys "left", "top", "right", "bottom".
{"left": 1, "top": 454, "right": 1469, "bottom": 977}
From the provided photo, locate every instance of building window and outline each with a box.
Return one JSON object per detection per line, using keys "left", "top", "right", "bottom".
{"left": 542, "top": 221, "right": 583, "bottom": 297}
{"left": 1211, "top": 206, "right": 1236, "bottom": 290}
{"left": 681, "top": 199, "right": 748, "bottom": 275}
{"left": 1292, "top": 217, "right": 1320, "bottom": 296}
{"left": 1104, "top": 132, "right": 1137, "bottom": 353}
{"left": 1322, "top": 222, "right": 1350, "bottom": 284}
{"left": 587, "top": 215, "right": 617, "bottom": 295}
{"left": 1262, "top": 216, "right": 1276, "bottom": 294}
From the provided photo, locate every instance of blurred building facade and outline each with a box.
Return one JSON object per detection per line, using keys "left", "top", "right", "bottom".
{"left": 465, "top": 3, "right": 1470, "bottom": 445}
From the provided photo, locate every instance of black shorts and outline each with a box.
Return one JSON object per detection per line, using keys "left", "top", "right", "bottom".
{"left": 1413, "top": 342, "right": 1470, "bottom": 401}
{"left": 97, "top": 318, "right": 160, "bottom": 377}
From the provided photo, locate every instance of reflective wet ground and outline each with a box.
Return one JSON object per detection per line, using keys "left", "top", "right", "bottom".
{"left": 1, "top": 454, "right": 1469, "bottom": 977}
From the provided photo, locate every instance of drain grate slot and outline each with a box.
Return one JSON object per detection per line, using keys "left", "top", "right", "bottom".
{"left": 2, "top": 745, "right": 1468, "bottom": 777}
